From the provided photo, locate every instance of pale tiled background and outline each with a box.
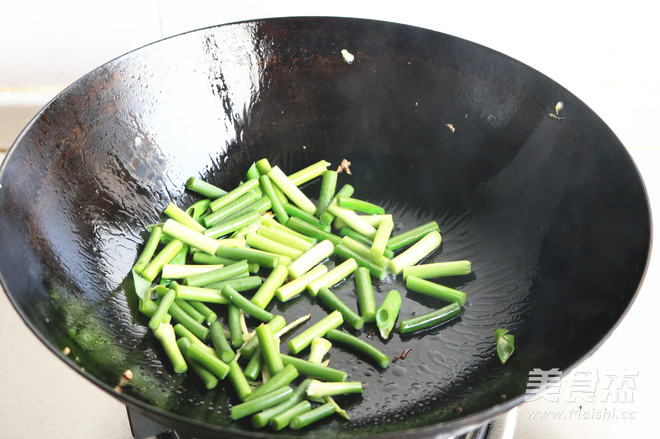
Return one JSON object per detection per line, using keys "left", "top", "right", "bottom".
{"left": 1, "top": 1, "right": 659, "bottom": 438}
{"left": 1, "top": 0, "right": 659, "bottom": 152}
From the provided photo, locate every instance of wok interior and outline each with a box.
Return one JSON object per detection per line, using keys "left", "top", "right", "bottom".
{"left": 0, "top": 18, "right": 650, "bottom": 438}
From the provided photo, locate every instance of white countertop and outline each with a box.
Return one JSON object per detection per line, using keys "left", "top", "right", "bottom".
{"left": 2, "top": 0, "right": 659, "bottom": 152}
{"left": 0, "top": 267, "right": 133, "bottom": 438}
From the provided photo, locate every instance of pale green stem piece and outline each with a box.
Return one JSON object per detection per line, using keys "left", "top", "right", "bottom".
{"left": 161, "top": 264, "right": 224, "bottom": 279}
{"left": 276, "top": 264, "right": 328, "bottom": 301}
{"left": 306, "top": 258, "right": 358, "bottom": 296}
{"left": 389, "top": 230, "right": 442, "bottom": 275}
{"left": 376, "top": 289, "right": 402, "bottom": 339}
{"left": 250, "top": 265, "right": 289, "bottom": 309}
{"left": 287, "top": 310, "right": 343, "bottom": 354}
{"left": 268, "top": 165, "right": 317, "bottom": 214}
{"left": 287, "top": 160, "right": 331, "bottom": 186}
{"left": 326, "top": 201, "right": 377, "bottom": 239}
{"left": 370, "top": 217, "right": 394, "bottom": 260}
{"left": 256, "top": 226, "right": 314, "bottom": 252}
{"left": 245, "top": 232, "right": 303, "bottom": 259}
{"left": 162, "top": 218, "right": 220, "bottom": 255}
{"left": 163, "top": 202, "right": 205, "bottom": 233}
{"left": 286, "top": 239, "right": 335, "bottom": 279}
{"left": 402, "top": 260, "right": 472, "bottom": 280}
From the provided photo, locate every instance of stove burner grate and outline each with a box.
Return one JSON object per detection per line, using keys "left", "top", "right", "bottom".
{"left": 126, "top": 406, "right": 517, "bottom": 439}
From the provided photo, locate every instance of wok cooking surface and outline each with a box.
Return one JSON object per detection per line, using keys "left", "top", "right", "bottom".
{"left": 0, "top": 17, "right": 650, "bottom": 438}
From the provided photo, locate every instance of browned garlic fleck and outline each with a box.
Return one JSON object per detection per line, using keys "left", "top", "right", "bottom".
{"left": 337, "top": 158, "right": 352, "bottom": 174}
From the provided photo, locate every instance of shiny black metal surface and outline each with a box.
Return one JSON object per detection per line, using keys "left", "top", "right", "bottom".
{"left": 0, "top": 17, "right": 651, "bottom": 438}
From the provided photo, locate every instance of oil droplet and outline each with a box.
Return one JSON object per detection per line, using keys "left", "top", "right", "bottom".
{"left": 392, "top": 365, "right": 407, "bottom": 377}
{"left": 418, "top": 362, "right": 434, "bottom": 374}
{"left": 428, "top": 349, "right": 446, "bottom": 366}
{"left": 383, "top": 382, "right": 399, "bottom": 392}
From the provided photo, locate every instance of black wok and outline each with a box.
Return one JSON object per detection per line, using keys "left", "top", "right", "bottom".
{"left": 0, "top": 17, "right": 651, "bottom": 438}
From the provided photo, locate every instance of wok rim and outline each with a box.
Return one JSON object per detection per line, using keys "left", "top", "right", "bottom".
{"left": 0, "top": 15, "right": 653, "bottom": 438}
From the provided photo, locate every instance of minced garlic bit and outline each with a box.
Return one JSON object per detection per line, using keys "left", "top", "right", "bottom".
{"left": 341, "top": 49, "right": 355, "bottom": 64}
{"left": 62, "top": 346, "right": 71, "bottom": 356}
{"left": 548, "top": 101, "right": 565, "bottom": 120}
{"left": 336, "top": 158, "right": 352, "bottom": 174}
{"left": 123, "top": 369, "right": 134, "bottom": 381}
{"left": 446, "top": 123, "right": 455, "bottom": 133}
